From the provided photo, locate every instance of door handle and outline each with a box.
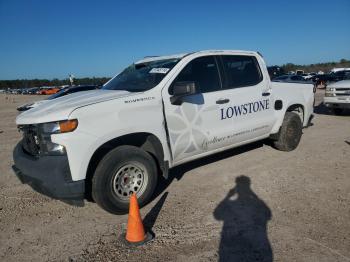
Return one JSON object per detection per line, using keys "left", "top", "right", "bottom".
{"left": 262, "top": 92, "right": 271, "bottom": 96}
{"left": 216, "top": 98, "right": 230, "bottom": 104}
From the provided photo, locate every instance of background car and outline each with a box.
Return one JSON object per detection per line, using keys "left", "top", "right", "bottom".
{"left": 17, "top": 85, "right": 99, "bottom": 111}
{"left": 313, "top": 70, "right": 350, "bottom": 87}
{"left": 27, "top": 87, "right": 40, "bottom": 94}
{"left": 328, "top": 70, "right": 350, "bottom": 82}
{"left": 47, "top": 85, "right": 99, "bottom": 100}
{"left": 324, "top": 79, "right": 350, "bottom": 115}
{"left": 302, "top": 73, "right": 316, "bottom": 80}
{"left": 39, "top": 87, "right": 61, "bottom": 95}
{"left": 272, "top": 74, "right": 312, "bottom": 83}
{"left": 267, "top": 66, "right": 285, "bottom": 79}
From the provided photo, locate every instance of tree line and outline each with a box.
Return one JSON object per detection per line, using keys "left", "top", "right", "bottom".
{"left": 280, "top": 59, "right": 350, "bottom": 74}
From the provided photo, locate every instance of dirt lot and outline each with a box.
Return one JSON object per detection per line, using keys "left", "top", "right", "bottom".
{"left": 0, "top": 91, "right": 349, "bottom": 262}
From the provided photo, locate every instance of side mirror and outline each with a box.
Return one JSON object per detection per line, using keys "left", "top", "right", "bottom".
{"left": 170, "top": 81, "right": 197, "bottom": 105}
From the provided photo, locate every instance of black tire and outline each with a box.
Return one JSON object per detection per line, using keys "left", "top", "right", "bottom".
{"left": 272, "top": 112, "right": 303, "bottom": 151}
{"left": 333, "top": 108, "right": 343, "bottom": 115}
{"left": 92, "top": 145, "right": 158, "bottom": 214}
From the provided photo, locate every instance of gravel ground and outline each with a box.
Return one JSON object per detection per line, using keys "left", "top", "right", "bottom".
{"left": 0, "top": 91, "right": 349, "bottom": 262}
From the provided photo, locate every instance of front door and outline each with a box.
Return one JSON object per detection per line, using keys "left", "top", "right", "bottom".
{"left": 162, "top": 55, "right": 229, "bottom": 164}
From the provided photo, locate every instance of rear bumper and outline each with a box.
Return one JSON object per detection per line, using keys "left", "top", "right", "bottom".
{"left": 12, "top": 142, "right": 85, "bottom": 205}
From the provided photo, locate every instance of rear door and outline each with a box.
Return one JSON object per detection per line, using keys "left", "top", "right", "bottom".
{"left": 217, "top": 55, "right": 275, "bottom": 144}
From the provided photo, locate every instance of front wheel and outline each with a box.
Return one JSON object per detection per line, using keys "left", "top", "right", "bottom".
{"left": 92, "top": 145, "right": 158, "bottom": 214}
{"left": 272, "top": 112, "right": 303, "bottom": 151}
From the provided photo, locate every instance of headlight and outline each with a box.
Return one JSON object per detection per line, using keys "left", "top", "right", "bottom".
{"left": 21, "top": 119, "right": 78, "bottom": 156}
{"left": 41, "top": 140, "right": 66, "bottom": 155}
{"left": 40, "top": 119, "right": 78, "bottom": 155}
{"left": 42, "top": 119, "right": 78, "bottom": 134}
{"left": 42, "top": 122, "right": 60, "bottom": 133}
{"left": 325, "top": 92, "right": 336, "bottom": 97}
{"left": 327, "top": 87, "right": 335, "bottom": 92}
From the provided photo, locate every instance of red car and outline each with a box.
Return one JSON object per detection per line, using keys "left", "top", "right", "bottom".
{"left": 39, "top": 87, "right": 60, "bottom": 95}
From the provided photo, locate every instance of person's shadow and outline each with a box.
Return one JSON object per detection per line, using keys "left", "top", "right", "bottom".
{"left": 214, "top": 176, "right": 273, "bottom": 262}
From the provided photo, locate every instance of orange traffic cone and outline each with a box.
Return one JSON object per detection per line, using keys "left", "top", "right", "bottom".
{"left": 124, "top": 193, "right": 153, "bottom": 246}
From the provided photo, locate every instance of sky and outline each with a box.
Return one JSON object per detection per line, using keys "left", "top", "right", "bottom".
{"left": 0, "top": 0, "right": 349, "bottom": 80}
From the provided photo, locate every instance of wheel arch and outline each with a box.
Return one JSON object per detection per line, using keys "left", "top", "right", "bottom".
{"left": 271, "top": 102, "right": 305, "bottom": 135}
{"left": 85, "top": 132, "right": 167, "bottom": 200}
{"left": 286, "top": 103, "right": 304, "bottom": 123}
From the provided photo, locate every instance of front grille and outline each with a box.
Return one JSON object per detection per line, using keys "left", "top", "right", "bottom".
{"left": 21, "top": 126, "right": 40, "bottom": 156}
{"left": 335, "top": 93, "right": 350, "bottom": 96}
{"left": 335, "top": 88, "right": 350, "bottom": 91}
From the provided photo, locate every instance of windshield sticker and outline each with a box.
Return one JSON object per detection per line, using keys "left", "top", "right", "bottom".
{"left": 149, "top": 68, "right": 170, "bottom": 74}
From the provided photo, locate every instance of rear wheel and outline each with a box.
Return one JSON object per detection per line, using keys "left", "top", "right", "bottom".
{"left": 272, "top": 112, "right": 303, "bottom": 151}
{"left": 92, "top": 145, "right": 158, "bottom": 214}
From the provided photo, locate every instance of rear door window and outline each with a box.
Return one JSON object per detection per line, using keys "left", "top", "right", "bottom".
{"left": 221, "top": 55, "right": 263, "bottom": 89}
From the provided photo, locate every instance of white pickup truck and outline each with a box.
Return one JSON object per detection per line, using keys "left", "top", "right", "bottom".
{"left": 13, "top": 50, "right": 314, "bottom": 214}
{"left": 324, "top": 80, "right": 350, "bottom": 115}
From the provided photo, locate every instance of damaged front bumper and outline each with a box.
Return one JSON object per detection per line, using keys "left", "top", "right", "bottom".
{"left": 12, "top": 142, "right": 85, "bottom": 206}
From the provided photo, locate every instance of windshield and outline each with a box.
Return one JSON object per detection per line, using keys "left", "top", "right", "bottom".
{"left": 102, "top": 58, "right": 180, "bottom": 92}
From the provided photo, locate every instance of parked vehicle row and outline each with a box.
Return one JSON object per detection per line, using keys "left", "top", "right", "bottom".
{"left": 270, "top": 69, "right": 350, "bottom": 88}
{"left": 17, "top": 85, "right": 99, "bottom": 111}
{"left": 272, "top": 74, "right": 313, "bottom": 83}
{"left": 2, "top": 85, "right": 71, "bottom": 95}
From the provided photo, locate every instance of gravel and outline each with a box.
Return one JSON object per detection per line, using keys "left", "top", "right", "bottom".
{"left": 0, "top": 91, "right": 349, "bottom": 262}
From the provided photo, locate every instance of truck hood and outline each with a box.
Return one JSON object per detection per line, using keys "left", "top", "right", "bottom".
{"left": 327, "top": 80, "right": 350, "bottom": 88}
{"left": 16, "top": 90, "right": 133, "bottom": 125}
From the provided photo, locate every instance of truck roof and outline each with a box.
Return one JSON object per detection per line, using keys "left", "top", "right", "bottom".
{"left": 135, "top": 50, "right": 259, "bottom": 64}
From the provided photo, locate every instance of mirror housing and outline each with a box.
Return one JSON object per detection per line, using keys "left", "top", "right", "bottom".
{"left": 170, "top": 81, "right": 197, "bottom": 105}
